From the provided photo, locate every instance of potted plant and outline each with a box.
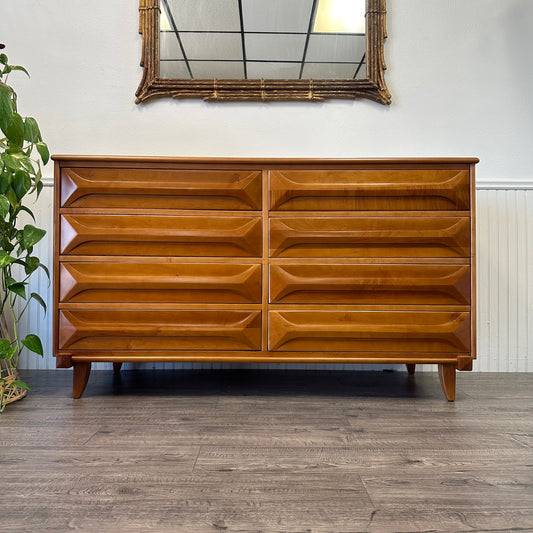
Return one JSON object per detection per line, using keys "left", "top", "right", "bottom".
{"left": 0, "top": 44, "right": 49, "bottom": 411}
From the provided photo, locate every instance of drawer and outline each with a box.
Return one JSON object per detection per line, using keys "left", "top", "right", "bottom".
{"left": 60, "top": 215, "right": 262, "bottom": 257}
{"left": 270, "top": 264, "right": 471, "bottom": 305}
{"left": 60, "top": 263, "right": 262, "bottom": 304}
{"left": 269, "top": 311, "right": 470, "bottom": 352}
{"left": 61, "top": 167, "right": 262, "bottom": 210}
{"left": 270, "top": 169, "right": 470, "bottom": 211}
{"left": 270, "top": 217, "right": 470, "bottom": 258}
{"left": 59, "top": 310, "right": 262, "bottom": 351}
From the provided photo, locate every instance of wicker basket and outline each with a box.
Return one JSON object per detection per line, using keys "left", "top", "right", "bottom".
{"left": 0, "top": 313, "right": 26, "bottom": 407}
{"left": 0, "top": 360, "right": 27, "bottom": 406}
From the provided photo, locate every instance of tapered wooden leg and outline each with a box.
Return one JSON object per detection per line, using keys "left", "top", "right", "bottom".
{"left": 73, "top": 362, "right": 91, "bottom": 399}
{"left": 438, "top": 363, "right": 456, "bottom": 401}
{"left": 406, "top": 364, "right": 416, "bottom": 375}
{"left": 113, "top": 362, "right": 123, "bottom": 373}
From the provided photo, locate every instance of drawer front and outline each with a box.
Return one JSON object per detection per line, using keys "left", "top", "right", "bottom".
{"left": 59, "top": 310, "right": 262, "bottom": 351}
{"left": 270, "top": 217, "right": 470, "bottom": 258}
{"left": 269, "top": 311, "right": 470, "bottom": 353}
{"left": 270, "top": 169, "right": 470, "bottom": 211}
{"left": 61, "top": 167, "right": 262, "bottom": 210}
{"left": 60, "top": 215, "right": 262, "bottom": 257}
{"left": 60, "top": 263, "right": 262, "bottom": 304}
{"left": 270, "top": 264, "right": 471, "bottom": 305}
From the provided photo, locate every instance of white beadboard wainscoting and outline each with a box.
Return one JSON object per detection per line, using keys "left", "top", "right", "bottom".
{"left": 17, "top": 181, "right": 533, "bottom": 373}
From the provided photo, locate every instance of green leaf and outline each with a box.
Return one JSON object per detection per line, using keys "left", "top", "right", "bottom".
{"left": 0, "top": 347, "right": 17, "bottom": 360}
{"left": 12, "top": 170, "right": 31, "bottom": 201}
{"left": 9, "top": 65, "right": 30, "bottom": 77}
{"left": 5, "top": 186, "right": 18, "bottom": 209}
{"left": 8, "top": 258, "right": 26, "bottom": 268}
{"left": 0, "top": 171, "right": 11, "bottom": 194}
{"left": 5, "top": 113, "right": 24, "bottom": 148}
{"left": 15, "top": 230, "right": 23, "bottom": 244}
{"left": 30, "top": 292, "right": 47, "bottom": 315}
{"left": 1, "top": 152, "right": 19, "bottom": 171}
{"left": 0, "top": 339, "right": 17, "bottom": 360}
{"left": 37, "top": 261, "right": 50, "bottom": 280}
{"left": 22, "top": 334, "right": 43, "bottom": 356}
{"left": 0, "top": 338, "right": 11, "bottom": 357}
{"left": 34, "top": 165, "right": 42, "bottom": 187}
{"left": 0, "top": 249, "right": 16, "bottom": 267}
{"left": 17, "top": 204, "right": 36, "bottom": 222}
{"left": 35, "top": 142, "right": 49, "bottom": 164}
{"left": 0, "top": 85, "right": 14, "bottom": 132}
{"left": 9, "top": 380, "right": 31, "bottom": 391}
{"left": 8, "top": 281, "right": 26, "bottom": 299}
{"left": 0, "top": 194, "right": 10, "bottom": 218}
{"left": 0, "top": 54, "right": 7, "bottom": 65}
{"left": 1, "top": 151, "right": 34, "bottom": 174}
{"left": 22, "top": 224, "right": 45, "bottom": 249}
{"left": 24, "top": 255, "right": 40, "bottom": 274}
{"left": 10, "top": 380, "right": 31, "bottom": 391}
{"left": 2, "top": 240, "right": 14, "bottom": 253}
{"left": 23, "top": 117, "right": 41, "bottom": 143}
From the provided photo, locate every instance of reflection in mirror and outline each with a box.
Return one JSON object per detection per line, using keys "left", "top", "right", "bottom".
{"left": 137, "top": 0, "right": 390, "bottom": 104}
{"left": 159, "top": 0, "right": 367, "bottom": 80}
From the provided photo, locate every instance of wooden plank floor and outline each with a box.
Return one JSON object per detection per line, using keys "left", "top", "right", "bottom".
{"left": 0, "top": 369, "right": 532, "bottom": 533}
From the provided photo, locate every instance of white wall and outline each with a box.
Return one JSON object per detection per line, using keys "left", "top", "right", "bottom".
{"left": 2, "top": 0, "right": 532, "bottom": 371}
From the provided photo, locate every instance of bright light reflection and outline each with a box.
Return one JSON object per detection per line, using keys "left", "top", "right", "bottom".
{"left": 313, "top": 0, "right": 366, "bottom": 34}
{"left": 160, "top": 7, "right": 172, "bottom": 31}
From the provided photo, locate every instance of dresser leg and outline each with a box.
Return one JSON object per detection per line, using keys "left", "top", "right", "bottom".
{"left": 406, "top": 364, "right": 416, "bottom": 375}
{"left": 438, "top": 364, "right": 456, "bottom": 401}
{"left": 113, "top": 362, "right": 123, "bottom": 373}
{"left": 73, "top": 362, "right": 91, "bottom": 399}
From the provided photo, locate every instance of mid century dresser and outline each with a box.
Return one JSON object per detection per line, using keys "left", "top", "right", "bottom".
{"left": 53, "top": 156, "right": 477, "bottom": 400}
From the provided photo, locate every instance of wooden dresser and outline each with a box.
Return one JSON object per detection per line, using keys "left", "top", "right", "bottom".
{"left": 53, "top": 156, "right": 477, "bottom": 400}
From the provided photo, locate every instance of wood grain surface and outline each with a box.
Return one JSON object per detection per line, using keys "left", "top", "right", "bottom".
{"left": 269, "top": 169, "right": 471, "bottom": 211}
{"left": 269, "top": 264, "right": 471, "bottom": 305}
{"left": 269, "top": 216, "right": 471, "bottom": 258}
{"left": 59, "top": 262, "right": 262, "bottom": 304}
{"left": 61, "top": 167, "right": 262, "bottom": 210}
{"left": 59, "top": 310, "right": 262, "bottom": 352}
{"left": 268, "top": 310, "right": 470, "bottom": 353}
{"left": 1, "top": 370, "right": 531, "bottom": 532}
{"left": 60, "top": 214, "right": 263, "bottom": 257}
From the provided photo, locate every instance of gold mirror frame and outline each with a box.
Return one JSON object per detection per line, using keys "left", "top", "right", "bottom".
{"left": 136, "top": 0, "right": 390, "bottom": 104}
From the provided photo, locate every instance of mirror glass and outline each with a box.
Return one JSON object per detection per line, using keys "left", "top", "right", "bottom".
{"left": 136, "top": 0, "right": 389, "bottom": 104}
{"left": 159, "top": 0, "right": 366, "bottom": 81}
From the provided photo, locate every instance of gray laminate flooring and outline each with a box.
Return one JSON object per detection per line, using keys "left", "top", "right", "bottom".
{"left": 0, "top": 369, "right": 532, "bottom": 533}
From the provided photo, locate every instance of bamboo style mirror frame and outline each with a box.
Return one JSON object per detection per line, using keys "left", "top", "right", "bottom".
{"left": 136, "top": 0, "right": 390, "bottom": 104}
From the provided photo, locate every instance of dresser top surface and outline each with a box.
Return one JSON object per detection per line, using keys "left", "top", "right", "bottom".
{"left": 52, "top": 155, "right": 479, "bottom": 167}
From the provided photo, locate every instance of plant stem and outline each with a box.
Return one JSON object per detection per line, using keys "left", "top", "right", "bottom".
{"left": 9, "top": 292, "right": 20, "bottom": 368}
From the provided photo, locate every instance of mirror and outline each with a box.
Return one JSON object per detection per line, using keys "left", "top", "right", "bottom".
{"left": 137, "top": 0, "right": 390, "bottom": 104}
